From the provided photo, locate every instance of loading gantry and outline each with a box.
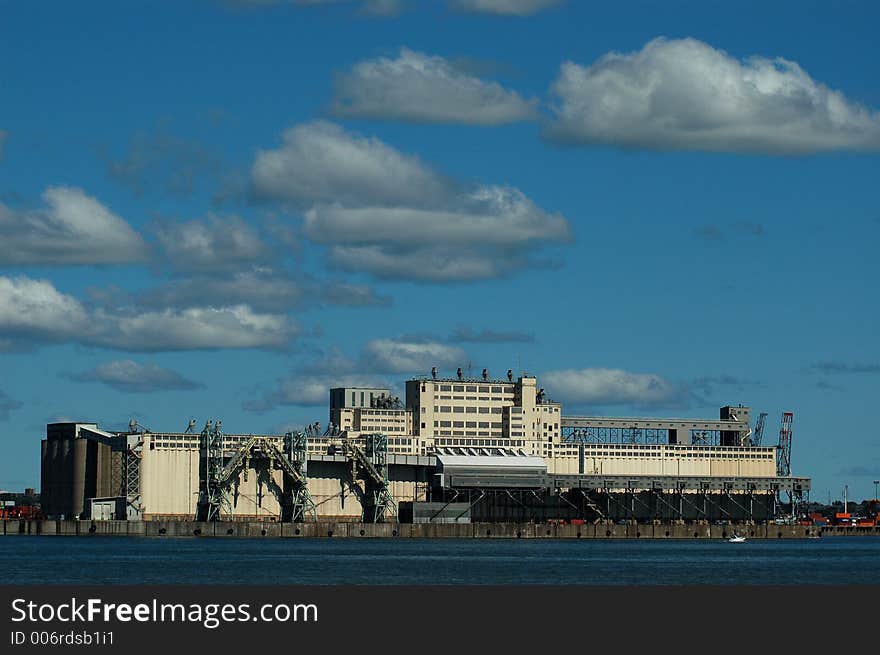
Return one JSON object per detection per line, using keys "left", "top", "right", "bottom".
{"left": 343, "top": 433, "right": 397, "bottom": 523}
{"left": 195, "top": 422, "right": 317, "bottom": 522}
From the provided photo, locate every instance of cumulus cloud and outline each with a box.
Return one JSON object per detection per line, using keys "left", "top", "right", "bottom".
{"left": 152, "top": 214, "right": 267, "bottom": 273}
{"left": 322, "top": 281, "right": 392, "bottom": 307}
{"left": 253, "top": 121, "right": 570, "bottom": 281}
{"left": 0, "top": 276, "right": 91, "bottom": 344}
{"left": 244, "top": 337, "right": 467, "bottom": 412}
{"left": 542, "top": 367, "right": 689, "bottom": 408}
{"left": 72, "top": 360, "right": 203, "bottom": 393}
{"left": 136, "top": 267, "right": 389, "bottom": 313}
{"left": 450, "top": 0, "right": 560, "bottom": 15}
{"left": 0, "top": 187, "right": 147, "bottom": 265}
{"left": 547, "top": 37, "right": 880, "bottom": 154}
{"left": 106, "top": 305, "right": 293, "bottom": 352}
{"left": 449, "top": 327, "right": 535, "bottom": 343}
{"left": 304, "top": 186, "right": 568, "bottom": 247}
{"left": 0, "top": 387, "right": 23, "bottom": 420}
{"left": 252, "top": 121, "right": 450, "bottom": 207}
{"left": 138, "top": 268, "right": 305, "bottom": 313}
{"left": 331, "top": 48, "right": 537, "bottom": 125}
{"left": 0, "top": 275, "right": 295, "bottom": 352}
{"left": 362, "top": 338, "right": 466, "bottom": 374}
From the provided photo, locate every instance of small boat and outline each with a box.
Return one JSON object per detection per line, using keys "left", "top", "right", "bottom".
{"left": 728, "top": 534, "right": 747, "bottom": 543}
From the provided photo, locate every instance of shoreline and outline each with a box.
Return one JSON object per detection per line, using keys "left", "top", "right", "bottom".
{"left": 4, "top": 519, "right": 877, "bottom": 539}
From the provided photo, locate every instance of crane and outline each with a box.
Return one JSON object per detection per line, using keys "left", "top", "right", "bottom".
{"left": 751, "top": 412, "right": 768, "bottom": 446}
{"left": 776, "top": 411, "right": 793, "bottom": 477}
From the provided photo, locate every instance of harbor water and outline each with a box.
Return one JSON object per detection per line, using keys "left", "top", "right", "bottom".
{"left": 2, "top": 536, "right": 879, "bottom": 585}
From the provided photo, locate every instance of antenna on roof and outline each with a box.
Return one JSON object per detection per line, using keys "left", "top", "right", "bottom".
{"left": 482, "top": 368, "right": 488, "bottom": 381}
{"left": 431, "top": 366, "right": 437, "bottom": 380}
{"left": 457, "top": 367, "right": 463, "bottom": 381}
{"left": 507, "top": 369, "right": 513, "bottom": 382}
{"left": 185, "top": 419, "right": 196, "bottom": 434}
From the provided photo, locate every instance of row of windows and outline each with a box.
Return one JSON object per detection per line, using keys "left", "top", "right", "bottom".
{"left": 437, "top": 385, "right": 509, "bottom": 393}
{"left": 438, "top": 431, "right": 501, "bottom": 437}
{"left": 435, "top": 406, "right": 504, "bottom": 414}
{"left": 435, "top": 420, "right": 502, "bottom": 429}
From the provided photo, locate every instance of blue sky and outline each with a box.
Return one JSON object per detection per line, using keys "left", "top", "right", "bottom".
{"left": 1, "top": 0, "right": 878, "bottom": 501}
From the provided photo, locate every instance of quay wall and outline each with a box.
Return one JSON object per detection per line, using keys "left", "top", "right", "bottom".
{"left": 3, "top": 519, "right": 877, "bottom": 539}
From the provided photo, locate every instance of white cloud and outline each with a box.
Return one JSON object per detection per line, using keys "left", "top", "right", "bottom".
{"left": 153, "top": 214, "right": 267, "bottom": 273}
{"left": 106, "top": 305, "right": 293, "bottom": 352}
{"left": 244, "top": 337, "right": 466, "bottom": 412}
{"left": 450, "top": 0, "right": 560, "bottom": 15}
{"left": 542, "top": 367, "right": 688, "bottom": 407}
{"left": 0, "top": 275, "right": 296, "bottom": 352}
{"left": 0, "top": 276, "right": 91, "bottom": 344}
{"left": 0, "top": 187, "right": 147, "bottom": 265}
{"left": 252, "top": 121, "right": 450, "bottom": 207}
{"left": 253, "top": 122, "right": 570, "bottom": 281}
{"left": 548, "top": 38, "right": 880, "bottom": 154}
{"left": 328, "top": 245, "right": 506, "bottom": 281}
{"left": 547, "top": 37, "right": 880, "bottom": 154}
{"left": 331, "top": 48, "right": 537, "bottom": 125}
{"left": 138, "top": 268, "right": 305, "bottom": 312}
{"left": 73, "top": 360, "right": 203, "bottom": 393}
{"left": 362, "top": 338, "right": 466, "bottom": 374}
{"left": 136, "top": 267, "right": 388, "bottom": 312}
{"left": 305, "top": 186, "right": 569, "bottom": 247}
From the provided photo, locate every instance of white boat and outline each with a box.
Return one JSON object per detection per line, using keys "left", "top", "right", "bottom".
{"left": 728, "top": 535, "right": 747, "bottom": 543}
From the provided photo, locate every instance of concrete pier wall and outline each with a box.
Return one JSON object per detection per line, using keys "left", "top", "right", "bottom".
{"left": 3, "top": 519, "right": 877, "bottom": 539}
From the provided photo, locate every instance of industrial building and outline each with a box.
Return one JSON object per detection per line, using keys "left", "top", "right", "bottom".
{"left": 39, "top": 371, "right": 810, "bottom": 524}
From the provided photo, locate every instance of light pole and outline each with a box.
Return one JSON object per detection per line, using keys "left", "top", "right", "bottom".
{"left": 874, "top": 480, "right": 879, "bottom": 501}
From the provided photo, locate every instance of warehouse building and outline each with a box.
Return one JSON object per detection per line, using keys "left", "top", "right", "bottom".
{"left": 39, "top": 371, "right": 809, "bottom": 523}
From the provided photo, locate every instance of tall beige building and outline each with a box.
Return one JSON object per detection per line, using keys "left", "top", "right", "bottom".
{"left": 403, "top": 373, "right": 561, "bottom": 456}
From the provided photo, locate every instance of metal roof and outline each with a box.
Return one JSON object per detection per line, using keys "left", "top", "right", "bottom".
{"left": 436, "top": 454, "right": 547, "bottom": 470}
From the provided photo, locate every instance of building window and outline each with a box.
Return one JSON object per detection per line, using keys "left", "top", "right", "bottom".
{"left": 453, "top": 407, "right": 464, "bottom": 413}
{"left": 453, "top": 385, "right": 464, "bottom": 392}
{"left": 479, "top": 407, "right": 490, "bottom": 414}
{"left": 440, "top": 421, "right": 451, "bottom": 428}
{"left": 453, "top": 421, "right": 464, "bottom": 428}
{"left": 440, "top": 385, "right": 452, "bottom": 392}
{"left": 440, "top": 406, "right": 451, "bottom": 413}
{"left": 466, "top": 421, "right": 477, "bottom": 428}
{"left": 466, "top": 407, "right": 477, "bottom": 413}
{"left": 491, "top": 387, "right": 502, "bottom": 393}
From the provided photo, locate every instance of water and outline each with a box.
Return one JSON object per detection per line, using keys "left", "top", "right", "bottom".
{"left": 2, "top": 536, "right": 878, "bottom": 585}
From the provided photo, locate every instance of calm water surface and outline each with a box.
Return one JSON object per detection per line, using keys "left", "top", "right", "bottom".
{"left": 2, "top": 536, "right": 878, "bottom": 585}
